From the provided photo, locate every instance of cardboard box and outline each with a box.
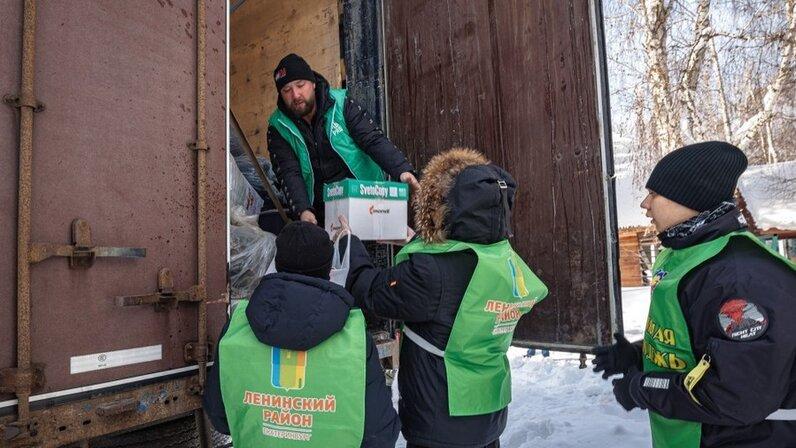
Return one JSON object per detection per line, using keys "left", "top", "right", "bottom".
{"left": 324, "top": 179, "right": 409, "bottom": 241}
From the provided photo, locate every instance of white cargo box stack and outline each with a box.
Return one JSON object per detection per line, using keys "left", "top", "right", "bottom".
{"left": 324, "top": 179, "right": 409, "bottom": 241}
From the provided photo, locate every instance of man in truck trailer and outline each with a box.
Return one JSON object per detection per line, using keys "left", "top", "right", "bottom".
{"left": 203, "top": 221, "right": 400, "bottom": 447}
{"left": 268, "top": 53, "right": 419, "bottom": 226}
{"left": 592, "top": 141, "right": 796, "bottom": 448}
{"left": 344, "top": 148, "right": 549, "bottom": 448}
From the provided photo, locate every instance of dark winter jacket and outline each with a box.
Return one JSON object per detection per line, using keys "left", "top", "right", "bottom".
{"left": 268, "top": 73, "right": 413, "bottom": 222}
{"left": 347, "top": 149, "right": 517, "bottom": 448}
{"left": 203, "top": 273, "right": 400, "bottom": 448}
{"left": 629, "top": 208, "right": 796, "bottom": 448}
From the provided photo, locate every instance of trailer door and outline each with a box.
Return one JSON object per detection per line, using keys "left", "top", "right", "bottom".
{"left": 1, "top": 1, "right": 227, "bottom": 443}
{"left": 382, "top": 0, "right": 620, "bottom": 351}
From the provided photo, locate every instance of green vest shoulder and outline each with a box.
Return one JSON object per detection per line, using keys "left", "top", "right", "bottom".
{"left": 268, "top": 88, "right": 385, "bottom": 205}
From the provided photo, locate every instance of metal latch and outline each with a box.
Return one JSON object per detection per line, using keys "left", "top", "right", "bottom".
{"left": 184, "top": 342, "right": 214, "bottom": 364}
{"left": 0, "top": 364, "right": 45, "bottom": 394}
{"left": 3, "top": 94, "right": 45, "bottom": 112}
{"left": 96, "top": 398, "right": 139, "bottom": 417}
{"left": 28, "top": 218, "right": 146, "bottom": 268}
{"left": 116, "top": 268, "right": 205, "bottom": 312}
{"left": 1, "top": 419, "right": 38, "bottom": 442}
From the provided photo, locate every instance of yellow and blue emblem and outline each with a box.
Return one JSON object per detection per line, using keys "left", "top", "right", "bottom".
{"left": 508, "top": 256, "right": 529, "bottom": 298}
{"left": 271, "top": 348, "right": 307, "bottom": 390}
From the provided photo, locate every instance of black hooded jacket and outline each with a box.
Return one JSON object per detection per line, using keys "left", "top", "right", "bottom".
{"left": 629, "top": 209, "right": 796, "bottom": 448}
{"left": 203, "top": 273, "right": 400, "bottom": 448}
{"left": 347, "top": 159, "right": 518, "bottom": 448}
{"left": 267, "top": 73, "right": 413, "bottom": 220}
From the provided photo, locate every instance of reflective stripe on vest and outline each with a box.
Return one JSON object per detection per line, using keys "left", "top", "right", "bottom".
{"left": 767, "top": 409, "right": 796, "bottom": 421}
{"left": 403, "top": 325, "right": 445, "bottom": 357}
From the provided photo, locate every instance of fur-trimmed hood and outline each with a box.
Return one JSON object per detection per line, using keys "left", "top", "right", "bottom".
{"left": 414, "top": 148, "right": 516, "bottom": 244}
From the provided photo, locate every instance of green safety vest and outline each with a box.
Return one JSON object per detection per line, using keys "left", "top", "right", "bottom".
{"left": 268, "top": 88, "right": 386, "bottom": 205}
{"left": 643, "top": 230, "right": 796, "bottom": 448}
{"left": 395, "top": 239, "right": 549, "bottom": 416}
{"left": 219, "top": 300, "right": 367, "bottom": 447}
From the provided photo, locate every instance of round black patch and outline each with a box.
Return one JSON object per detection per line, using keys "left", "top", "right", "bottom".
{"left": 717, "top": 298, "right": 769, "bottom": 341}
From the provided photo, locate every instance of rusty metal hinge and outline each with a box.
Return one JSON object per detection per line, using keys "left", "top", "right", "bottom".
{"left": 116, "top": 268, "right": 205, "bottom": 311}
{"left": 0, "top": 365, "right": 45, "bottom": 395}
{"left": 184, "top": 342, "right": 214, "bottom": 364}
{"left": 96, "top": 397, "right": 138, "bottom": 417}
{"left": 3, "top": 94, "right": 45, "bottom": 112}
{"left": 1, "top": 418, "right": 39, "bottom": 443}
{"left": 187, "top": 377, "right": 204, "bottom": 396}
{"left": 28, "top": 219, "right": 146, "bottom": 268}
{"left": 187, "top": 141, "right": 209, "bottom": 151}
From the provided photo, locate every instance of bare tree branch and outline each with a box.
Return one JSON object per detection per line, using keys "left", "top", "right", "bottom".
{"left": 679, "top": 0, "right": 713, "bottom": 141}
{"left": 641, "top": 0, "right": 683, "bottom": 152}
{"left": 710, "top": 39, "right": 734, "bottom": 141}
{"left": 735, "top": 0, "right": 796, "bottom": 150}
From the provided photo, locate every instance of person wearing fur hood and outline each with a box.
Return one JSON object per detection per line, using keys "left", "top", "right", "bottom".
{"left": 345, "top": 148, "right": 549, "bottom": 448}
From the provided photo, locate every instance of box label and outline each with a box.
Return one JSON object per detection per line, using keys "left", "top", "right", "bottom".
{"left": 324, "top": 179, "right": 409, "bottom": 202}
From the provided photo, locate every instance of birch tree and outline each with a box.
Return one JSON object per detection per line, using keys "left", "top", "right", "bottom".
{"left": 605, "top": 0, "right": 796, "bottom": 185}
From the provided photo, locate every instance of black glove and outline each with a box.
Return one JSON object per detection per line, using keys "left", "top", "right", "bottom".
{"left": 592, "top": 332, "right": 641, "bottom": 379}
{"left": 612, "top": 368, "right": 645, "bottom": 411}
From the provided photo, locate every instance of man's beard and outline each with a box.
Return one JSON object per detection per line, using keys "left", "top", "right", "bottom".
{"left": 289, "top": 96, "right": 315, "bottom": 118}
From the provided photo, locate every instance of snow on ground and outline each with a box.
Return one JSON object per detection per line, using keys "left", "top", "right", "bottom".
{"left": 393, "top": 287, "right": 653, "bottom": 447}
{"left": 737, "top": 161, "right": 796, "bottom": 231}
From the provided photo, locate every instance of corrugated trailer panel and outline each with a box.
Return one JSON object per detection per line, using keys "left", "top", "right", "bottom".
{"left": 385, "top": 0, "right": 617, "bottom": 349}
{"left": 1, "top": 0, "right": 226, "bottom": 403}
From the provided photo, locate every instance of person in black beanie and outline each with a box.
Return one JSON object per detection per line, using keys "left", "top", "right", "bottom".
{"left": 203, "top": 221, "right": 400, "bottom": 447}
{"left": 267, "top": 53, "right": 419, "bottom": 226}
{"left": 593, "top": 141, "right": 796, "bottom": 448}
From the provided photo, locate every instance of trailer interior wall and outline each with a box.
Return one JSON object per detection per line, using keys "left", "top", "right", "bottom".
{"left": 231, "top": 0, "right": 342, "bottom": 156}
{"left": 384, "top": 0, "right": 619, "bottom": 349}
{"left": 1, "top": 0, "right": 227, "bottom": 436}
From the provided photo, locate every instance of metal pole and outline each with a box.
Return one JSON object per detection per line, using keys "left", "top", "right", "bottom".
{"left": 195, "top": 0, "right": 208, "bottom": 389}
{"left": 193, "top": 1, "right": 210, "bottom": 445}
{"left": 229, "top": 108, "right": 291, "bottom": 224}
{"left": 15, "top": 0, "right": 38, "bottom": 429}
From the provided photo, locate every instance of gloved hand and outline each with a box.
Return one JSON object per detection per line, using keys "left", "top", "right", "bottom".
{"left": 612, "top": 368, "right": 645, "bottom": 411}
{"left": 592, "top": 332, "right": 641, "bottom": 379}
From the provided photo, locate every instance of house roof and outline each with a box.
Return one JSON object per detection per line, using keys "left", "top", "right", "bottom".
{"left": 737, "top": 160, "right": 796, "bottom": 235}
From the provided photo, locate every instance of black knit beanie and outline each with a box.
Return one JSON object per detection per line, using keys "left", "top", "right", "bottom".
{"left": 273, "top": 54, "right": 316, "bottom": 91}
{"left": 645, "top": 141, "right": 748, "bottom": 212}
{"left": 275, "top": 221, "right": 333, "bottom": 279}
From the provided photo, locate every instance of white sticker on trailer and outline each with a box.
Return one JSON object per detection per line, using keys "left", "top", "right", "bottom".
{"left": 70, "top": 345, "right": 162, "bottom": 374}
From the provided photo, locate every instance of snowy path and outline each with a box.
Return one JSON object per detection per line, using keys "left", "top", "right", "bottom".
{"left": 394, "top": 287, "right": 653, "bottom": 447}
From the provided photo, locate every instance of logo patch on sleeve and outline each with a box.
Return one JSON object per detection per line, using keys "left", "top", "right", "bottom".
{"left": 717, "top": 298, "right": 768, "bottom": 341}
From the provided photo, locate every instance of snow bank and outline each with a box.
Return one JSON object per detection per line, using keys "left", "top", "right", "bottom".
{"left": 738, "top": 161, "right": 796, "bottom": 232}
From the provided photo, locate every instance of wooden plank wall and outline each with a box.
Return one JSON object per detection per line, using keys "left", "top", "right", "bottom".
{"left": 619, "top": 230, "right": 643, "bottom": 287}
{"left": 385, "top": 0, "right": 613, "bottom": 347}
{"left": 231, "top": 0, "right": 342, "bottom": 155}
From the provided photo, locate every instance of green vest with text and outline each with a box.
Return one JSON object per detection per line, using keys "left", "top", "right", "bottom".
{"left": 219, "top": 300, "right": 367, "bottom": 447}
{"left": 395, "top": 239, "right": 548, "bottom": 415}
{"left": 268, "top": 88, "right": 385, "bottom": 205}
{"left": 643, "top": 230, "right": 795, "bottom": 448}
